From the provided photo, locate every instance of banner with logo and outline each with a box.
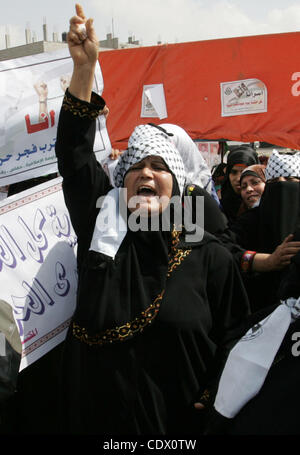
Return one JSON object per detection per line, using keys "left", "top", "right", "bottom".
{"left": 220, "top": 78, "right": 267, "bottom": 117}
{"left": 0, "top": 48, "right": 111, "bottom": 186}
{"left": 100, "top": 32, "right": 300, "bottom": 150}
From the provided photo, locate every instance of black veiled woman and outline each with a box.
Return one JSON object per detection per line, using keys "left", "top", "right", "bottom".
{"left": 55, "top": 5, "right": 250, "bottom": 435}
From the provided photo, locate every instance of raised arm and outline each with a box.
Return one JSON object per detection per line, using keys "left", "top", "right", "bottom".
{"left": 67, "top": 4, "right": 99, "bottom": 101}
{"left": 55, "top": 4, "right": 111, "bottom": 264}
{"left": 66, "top": 4, "right": 108, "bottom": 118}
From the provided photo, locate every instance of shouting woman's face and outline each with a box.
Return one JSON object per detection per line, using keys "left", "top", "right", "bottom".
{"left": 124, "top": 156, "right": 173, "bottom": 216}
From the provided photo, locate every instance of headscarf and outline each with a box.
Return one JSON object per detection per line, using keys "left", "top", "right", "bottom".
{"left": 114, "top": 124, "right": 186, "bottom": 196}
{"left": 212, "top": 163, "right": 227, "bottom": 189}
{"left": 92, "top": 124, "right": 186, "bottom": 258}
{"left": 265, "top": 150, "right": 300, "bottom": 181}
{"left": 257, "top": 151, "right": 300, "bottom": 253}
{"left": 226, "top": 145, "right": 259, "bottom": 171}
{"left": 184, "top": 184, "right": 228, "bottom": 235}
{"left": 221, "top": 145, "right": 259, "bottom": 222}
{"left": 157, "top": 123, "right": 213, "bottom": 194}
{"left": 240, "top": 164, "right": 266, "bottom": 185}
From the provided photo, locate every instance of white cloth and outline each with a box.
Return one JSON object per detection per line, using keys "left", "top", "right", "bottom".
{"left": 159, "top": 123, "right": 213, "bottom": 194}
{"left": 106, "top": 158, "right": 119, "bottom": 187}
{"left": 214, "top": 297, "right": 300, "bottom": 418}
{"left": 89, "top": 188, "right": 127, "bottom": 259}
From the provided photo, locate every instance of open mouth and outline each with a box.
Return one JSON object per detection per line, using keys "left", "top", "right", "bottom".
{"left": 137, "top": 186, "right": 157, "bottom": 197}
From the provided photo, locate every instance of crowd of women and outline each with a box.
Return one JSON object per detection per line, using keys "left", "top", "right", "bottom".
{"left": 1, "top": 3, "right": 300, "bottom": 437}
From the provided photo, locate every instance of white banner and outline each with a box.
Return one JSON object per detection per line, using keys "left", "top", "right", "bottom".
{"left": 0, "top": 48, "right": 111, "bottom": 186}
{"left": 220, "top": 78, "right": 267, "bottom": 117}
{"left": 0, "top": 176, "right": 78, "bottom": 370}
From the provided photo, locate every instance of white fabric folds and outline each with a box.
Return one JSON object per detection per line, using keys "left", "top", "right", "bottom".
{"left": 159, "top": 123, "right": 213, "bottom": 194}
{"left": 89, "top": 188, "right": 127, "bottom": 259}
{"left": 214, "top": 297, "right": 300, "bottom": 419}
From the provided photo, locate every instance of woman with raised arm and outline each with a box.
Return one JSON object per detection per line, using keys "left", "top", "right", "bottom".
{"left": 55, "top": 4, "right": 250, "bottom": 435}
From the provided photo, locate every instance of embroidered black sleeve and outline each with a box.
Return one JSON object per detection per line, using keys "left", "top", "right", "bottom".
{"left": 62, "top": 88, "right": 106, "bottom": 120}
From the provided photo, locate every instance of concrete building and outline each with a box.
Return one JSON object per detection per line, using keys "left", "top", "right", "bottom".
{"left": 99, "top": 33, "right": 140, "bottom": 50}
{"left": 99, "top": 33, "right": 119, "bottom": 50}
{"left": 0, "top": 30, "right": 141, "bottom": 62}
{"left": 0, "top": 21, "right": 69, "bottom": 61}
{"left": 0, "top": 40, "right": 68, "bottom": 61}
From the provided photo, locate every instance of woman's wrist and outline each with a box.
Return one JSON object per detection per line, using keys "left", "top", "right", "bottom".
{"left": 251, "top": 253, "right": 272, "bottom": 272}
{"left": 69, "top": 62, "right": 97, "bottom": 102}
{"left": 73, "top": 61, "right": 97, "bottom": 72}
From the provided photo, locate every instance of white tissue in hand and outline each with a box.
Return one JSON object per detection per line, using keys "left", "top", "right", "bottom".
{"left": 77, "top": 23, "right": 87, "bottom": 39}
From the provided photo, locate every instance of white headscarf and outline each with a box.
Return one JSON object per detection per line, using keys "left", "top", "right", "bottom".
{"left": 159, "top": 123, "right": 213, "bottom": 194}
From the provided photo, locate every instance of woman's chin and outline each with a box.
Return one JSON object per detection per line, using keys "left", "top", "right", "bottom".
{"left": 127, "top": 202, "right": 160, "bottom": 216}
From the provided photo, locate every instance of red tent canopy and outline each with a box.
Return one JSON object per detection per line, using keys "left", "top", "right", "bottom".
{"left": 100, "top": 32, "right": 300, "bottom": 150}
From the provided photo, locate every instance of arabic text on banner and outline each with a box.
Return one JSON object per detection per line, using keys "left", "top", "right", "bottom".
{"left": 0, "top": 48, "right": 111, "bottom": 186}
{"left": 0, "top": 177, "right": 78, "bottom": 370}
{"left": 220, "top": 78, "right": 267, "bottom": 117}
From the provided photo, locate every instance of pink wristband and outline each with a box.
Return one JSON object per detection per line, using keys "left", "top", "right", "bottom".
{"left": 241, "top": 250, "right": 256, "bottom": 272}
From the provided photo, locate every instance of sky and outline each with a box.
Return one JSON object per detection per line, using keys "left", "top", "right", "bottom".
{"left": 1, "top": 0, "right": 300, "bottom": 49}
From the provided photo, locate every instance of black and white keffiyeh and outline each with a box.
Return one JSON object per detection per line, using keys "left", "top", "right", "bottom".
{"left": 265, "top": 150, "right": 300, "bottom": 181}
{"left": 113, "top": 124, "right": 186, "bottom": 196}
{"left": 91, "top": 124, "right": 186, "bottom": 258}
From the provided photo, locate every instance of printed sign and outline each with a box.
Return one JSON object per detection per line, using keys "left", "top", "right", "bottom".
{"left": 141, "top": 83, "right": 168, "bottom": 119}
{"left": 0, "top": 48, "right": 111, "bottom": 186}
{"left": 0, "top": 177, "right": 77, "bottom": 370}
{"left": 220, "top": 78, "right": 267, "bottom": 117}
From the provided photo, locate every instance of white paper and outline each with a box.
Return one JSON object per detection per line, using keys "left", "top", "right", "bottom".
{"left": 90, "top": 188, "right": 127, "bottom": 259}
{"left": 141, "top": 84, "right": 168, "bottom": 119}
{"left": 0, "top": 49, "right": 111, "bottom": 186}
{"left": 220, "top": 78, "right": 267, "bottom": 117}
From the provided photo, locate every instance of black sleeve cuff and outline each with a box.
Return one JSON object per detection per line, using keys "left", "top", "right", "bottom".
{"left": 62, "top": 88, "right": 106, "bottom": 120}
